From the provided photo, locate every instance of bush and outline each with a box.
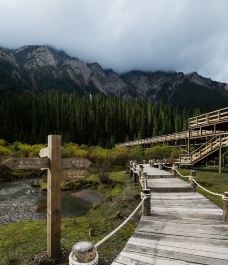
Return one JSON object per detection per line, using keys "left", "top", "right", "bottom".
{"left": 0, "top": 145, "right": 12, "bottom": 156}
{"left": 128, "top": 146, "right": 144, "bottom": 160}
{"left": 0, "top": 139, "right": 7, "bottom": 146}
{"left": 110, "top": 147, "right": 129, "bottom": 165}
{"left": 11, "top": 142, "right": 32, "bottom": 157}
{"left": 29, "top": 144, "right": 46, "bottom": 157}
{"left": 62, "top": 143, "right": 89, "bottom": 158}
{"left": 144, "top": 145, "right": 172, "bottom": 159}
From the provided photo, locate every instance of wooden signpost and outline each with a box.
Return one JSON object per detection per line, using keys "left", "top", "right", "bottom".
{"left": 62, "top": 169, "right": 90, "bottom": 180}
{"left": 2, "top": 135, "right": 92, "bottom": 259}
{"left": 3, "top": 157, "right": 49, "bottom": 169}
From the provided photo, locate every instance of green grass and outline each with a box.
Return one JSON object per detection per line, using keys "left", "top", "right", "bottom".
{"left": 178, "top": 167, "right": 228, "bottom": 208}
{"left": 109, "top": 171, "right": 129, "bottom": 183}
{"left": 0, "top": 171, "right": 140, "bottom": 265}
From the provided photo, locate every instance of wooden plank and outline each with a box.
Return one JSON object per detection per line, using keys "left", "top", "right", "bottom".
{"left": 141, "top": 215, "right": 225, "bottom": 225}
{"left": 47, "top": 135, "right": 61, "bottom": 258}
{"left": 62, "top": 169, "right": 90, "bottom": 180}
{"left": 123, "top": 244, "right": 228, "bottom": 265}
{"left": 136, "top": 226, "right": 228, "bottom": 240}
{"left": 2, "top": 157, "right": 49, "bottom": 169}
{"left": 61, "top": 158, "right": 92, "bottom": 169}
{"left": 128, "top": 236, "right": 228, "bottom": 259}
{"left": 117, "top": 251, "right": 201, "bottom": 265}
{"left": 111, "top": 163, "right": 228, "bottom": 265}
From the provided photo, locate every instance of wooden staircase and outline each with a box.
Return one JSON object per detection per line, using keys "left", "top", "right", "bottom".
{"left": 179, "top": 133, "right": 228, "bottom": 165}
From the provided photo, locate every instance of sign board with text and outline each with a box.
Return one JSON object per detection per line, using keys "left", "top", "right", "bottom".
{"left": 62, "top": 169, "right": 90, "bottom": 180}
{"left": 1, "top": 135, "right": 92, "bottom": 259}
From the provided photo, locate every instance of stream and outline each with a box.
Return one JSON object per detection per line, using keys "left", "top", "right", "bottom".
{"left": 0, "top": 179, "right": 98, "bottom": 224}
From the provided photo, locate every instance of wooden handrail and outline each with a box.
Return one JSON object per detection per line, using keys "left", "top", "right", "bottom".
{"left": 180, "top": 133, "right": 228, "bottom": 164}
{"left": 189, "top": 107, "right": 228, "bottom": 128}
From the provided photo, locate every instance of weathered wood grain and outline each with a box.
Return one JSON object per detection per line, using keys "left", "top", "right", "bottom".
{"left": 47, "top": 135, "right": 62, "bottom": 258}
{"left": 111, "top": 164, "right": 228, "bottom": 265}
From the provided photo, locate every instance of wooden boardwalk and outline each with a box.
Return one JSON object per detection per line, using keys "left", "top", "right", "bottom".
{"left": 111, "top": 164, "right": 228, "bottom": 265}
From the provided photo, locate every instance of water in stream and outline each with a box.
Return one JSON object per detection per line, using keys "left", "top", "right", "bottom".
{"left": 0, "top": 180, "right": 92, "bottom": 224}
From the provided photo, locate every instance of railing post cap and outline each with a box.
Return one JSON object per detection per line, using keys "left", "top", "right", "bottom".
{"left": 224, "top": 191, "right": 228, "bottom": 197}
{"left": 70, "top": 241, "right": 98, "bottom": 265}
{"left": 72, "top": 241, "right": 94, "bottom": 253}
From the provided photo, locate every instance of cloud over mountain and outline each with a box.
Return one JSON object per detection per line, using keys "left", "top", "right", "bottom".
{"left": 0, "top": 0, "right": 228, "bottom": 82}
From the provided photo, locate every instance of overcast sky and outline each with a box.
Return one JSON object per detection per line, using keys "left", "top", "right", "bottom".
{"left": 0, "top": 0, "right": 228, "bottom": 82}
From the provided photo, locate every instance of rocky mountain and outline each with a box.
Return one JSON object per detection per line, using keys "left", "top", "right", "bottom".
{"left": 0, "top": 45, "right": 228, "bottom": 110}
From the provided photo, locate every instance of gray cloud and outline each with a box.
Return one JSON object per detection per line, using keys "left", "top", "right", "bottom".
{"left": 0, "top": 0, "right": 228, "bottom": 82}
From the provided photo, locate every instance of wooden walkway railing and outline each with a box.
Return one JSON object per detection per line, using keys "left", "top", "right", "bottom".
{"left": 116, "top": 129, "right": 225, "bottom": 147}
{"left": 189, "top": 107, "right": 228, "bottom": 129}
{"left": 116, "top": 131, "right": 188, "bottom": 147}
{"left": 69, "top": 162, "right": 228, "bottom": 265}
{"left": 116, "top": 107, "right": 228, "bottom": 148}
{"left": 179, "top": 133, "right": 228, "bottom": 165}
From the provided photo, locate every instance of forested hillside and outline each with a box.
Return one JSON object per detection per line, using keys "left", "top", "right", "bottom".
{"left": 0, "top": 91, "right": 194, "bottom": 146}
{"left": 0, "top": 45, "right": 228, "bottom": 112}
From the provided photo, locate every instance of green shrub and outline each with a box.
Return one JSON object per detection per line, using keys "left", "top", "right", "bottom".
{"left": 0, "top": 139, "right": 7, "bottom": 146}
{"left": 0, "top": 145, "right": 12, "bottom": 156}
{"left": 144, "top": 145, "right": 172, "bottom": 159}
{"left": 62, "top": 143, "right": 89, "bottom": 158}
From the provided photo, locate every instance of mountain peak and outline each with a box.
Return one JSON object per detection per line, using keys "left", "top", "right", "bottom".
{"left": 0, "top": 44, "right": 227, "bottom": 110}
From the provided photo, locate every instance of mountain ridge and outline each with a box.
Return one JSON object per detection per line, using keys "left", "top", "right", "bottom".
{"left": 0, "top": 44, "right": 228, "bottom": 110}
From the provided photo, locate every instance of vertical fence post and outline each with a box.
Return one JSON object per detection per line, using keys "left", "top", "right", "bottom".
{"left": 141, "top": 173, "right": 151, "bottom": 216}
{"left": 172, "top": 164, "right": 177, "bottom": 177}
{"left": 47, "top": 135, "right": 62, "bottom": 258}
{"left": 223, "top": 192, "right": 228, "bottom": 223}
{"left": 139, "top": 164, "right": 144, "bottom": 181}
{"left": 129, "top": 160, "right": 133, "bottom": 178}
{"left": 189, "top": 170, "right": 197, "bottom": 191}
{"left": 158, "top": 163, "right": 162, "bottom": 170}
{"left": 133, "top": 162, "right": 137, "bottom": 183}
{"left": 219, "top": 145, "right": 222, "bottom": 175}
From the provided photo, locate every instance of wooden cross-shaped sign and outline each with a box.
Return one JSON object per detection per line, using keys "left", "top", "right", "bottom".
{"left": 2, "top": 135, "right": 92, "bottom": 258}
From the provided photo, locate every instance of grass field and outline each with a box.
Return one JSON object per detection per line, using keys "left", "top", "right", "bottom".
{"left": 177, "top": 166, "right": 228, "bottom": 208}
{"left": 0, "top": 171, "right": 141, "bottom": 265}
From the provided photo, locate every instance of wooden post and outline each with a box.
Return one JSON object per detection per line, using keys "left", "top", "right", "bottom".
{"left": 172, "top": 164, "right": 177, "bottom": 177}
{"left": 133, "top": 163, "right": 137, "bottom": 183}
{"left": 142, "top": 188, "right": 151, "bottom": 216}
{"left": 141, "top": 172, "right": 148, "bottom": 189}
{"left": 139, "top": 164, "right": 144, "bottom": 180}
{"left": 69, "top": 241, "right": 98, "bottom": 265}
{"left": 219, "top": 144, "right": 222, "bottom": 175}
{"left": 189, "top": 170, "right": 197, "bottom": 192}
{"left": 223, "top": 192, "right": 228, "bottom": 223}
{"left": 129, "top": 161, "right": 133, "bottom": 178}
{"left": 188, "top": 129, "right": 190, "bottom": 154}
{"left": 47, "top": 135, "right": 62, "bottom": 258}
{"left": 206, "top": 114, "right": 209, "bottom": 124}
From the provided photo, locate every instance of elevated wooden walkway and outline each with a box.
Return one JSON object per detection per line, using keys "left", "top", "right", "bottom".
{"left": 116, "top": 107, "right": 228, "bottom": 148}
{"left": 111, "top": 165, "right": 228, "bottom": 265}
{"left": 179, "top": 133, "right": 228, "bottom": 165}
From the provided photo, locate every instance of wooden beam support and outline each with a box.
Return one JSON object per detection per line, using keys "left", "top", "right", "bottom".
{"left": 47, "top": 135, "right": 62, "bottom": 258}
{"left": 219, "top": 145, "right": 222, "bottom": 175}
